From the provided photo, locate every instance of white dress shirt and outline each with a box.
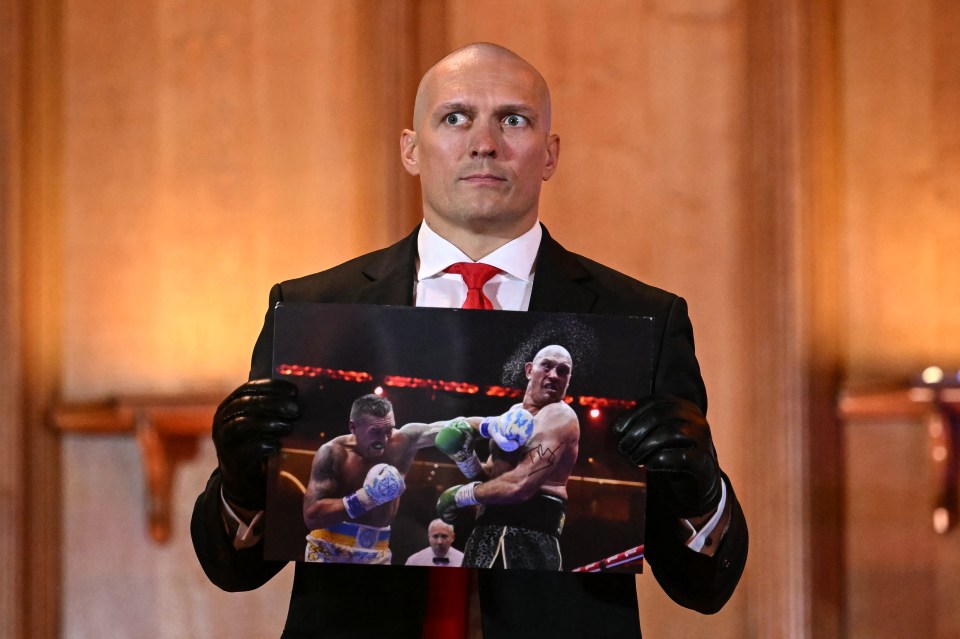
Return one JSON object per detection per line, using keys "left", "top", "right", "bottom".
{"left": 404, "top": 546, "right": 465, "bottom": 567}
{"left": 415, "top": 220, "right": 540, "bottom": 310}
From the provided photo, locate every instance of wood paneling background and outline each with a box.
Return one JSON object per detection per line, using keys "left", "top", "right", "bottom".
{"left": 2, "top": 0, "right": 957, "bottom": 637}
{"left": 841, "top": 0, "right": 960, "bottom": 380}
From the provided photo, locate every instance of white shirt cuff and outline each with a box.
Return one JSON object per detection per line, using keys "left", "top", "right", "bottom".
{"left": 220, "top": 486, "right": 265, "bottom": 550}
{"left": 680, "top": 479, "right": 727, "bottom": 553}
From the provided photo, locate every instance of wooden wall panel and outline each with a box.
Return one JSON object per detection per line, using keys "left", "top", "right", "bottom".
{"left": 60, "top": 0, "right": 420, "bottom": 401}
{"left": 845, "top": 419, "right": 960, "bottom": 639}
{"left": 61, "top": 437, "right": 295, "bottom": 638}
{"left": 838, "top": 1, "right": 960, "bottom": 637}
{"left": 56, "top": 1, "right": 422, "bottom": 636}
{"left": 842, "top": 0, "right": 960, "bottom": 381}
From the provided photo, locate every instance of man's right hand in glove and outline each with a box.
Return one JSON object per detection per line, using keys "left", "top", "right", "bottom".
{"left": 213, "top": 378, "right": 300, "bottom": 511}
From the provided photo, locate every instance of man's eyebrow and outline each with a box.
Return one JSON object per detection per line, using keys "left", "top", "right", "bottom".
{"left": 496, "top": 103, "right": 536, "bottom": 116}
{"left": 434, "top": 101, "right": 474, "bottom": 116}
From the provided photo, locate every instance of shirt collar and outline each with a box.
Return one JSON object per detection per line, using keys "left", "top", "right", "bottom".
{"left": 417, "top": 220, "right": 541, "bottom": 281}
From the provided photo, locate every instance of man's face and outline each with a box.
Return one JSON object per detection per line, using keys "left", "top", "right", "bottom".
{"left": 525, "top": 347, "right": 573, "bottom": 407}
{"left": 428, "top": 521, "right": 454, "bottom": 557}
{"left": 350, "top": 412, "right": 396, "bottom": 459}
{"left": 401, "top": 50, "right": 559, "bottom": 238}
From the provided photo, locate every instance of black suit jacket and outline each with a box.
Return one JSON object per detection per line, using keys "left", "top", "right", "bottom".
{"left": 191, "top": 225, "right": 748, "bottom": 639}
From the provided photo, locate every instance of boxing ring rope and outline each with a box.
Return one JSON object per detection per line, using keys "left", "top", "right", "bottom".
{"left": 571, "top": 545, "right": 645, "bottom": 572}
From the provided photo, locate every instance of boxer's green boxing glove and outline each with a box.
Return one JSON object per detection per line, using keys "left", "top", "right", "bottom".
{"left": 436, "top": 419, "right": 483, "bottom": 479}
{"left": 436, "top": 481, "right": 481, "bottom": 524}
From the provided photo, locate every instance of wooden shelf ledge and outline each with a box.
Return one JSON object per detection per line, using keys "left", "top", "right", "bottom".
{"left": 50, "top": 393, "right": 226, "bottom": 543}
{"left": 838, "top": 383, "right": 960, "bottom": 534}
{"left": 838, "top": 384, "right": 960, "bottom": 421}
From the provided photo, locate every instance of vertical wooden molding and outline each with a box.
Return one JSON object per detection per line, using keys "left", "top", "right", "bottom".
{"left": 1, "top": 1, "right": 27, "bottom": 636}
{"left": 358, "top": 0, "right": 450, "bottom": 241}
{"left": 373, "top": 0, "right": 423, "bottom": 239}
{"left": 742, "top": 4, "right": 807, "bottom": 634}
{"left": 933, "top": 0, "right": 960, "bottom": 210}
{"left": 20, "top": 0, "right": 65, "bottom": 637}
{"left": 343, "top": 1, "right": 424, "bottom": 246}
{"left": 743, "top": 1, "right": 843, "bottom": 637}
{"left": 343, "top": 0, "right": 452, "bottom": 244}
{"left": 802, "top": 3, "right": 845, "bottom": 637}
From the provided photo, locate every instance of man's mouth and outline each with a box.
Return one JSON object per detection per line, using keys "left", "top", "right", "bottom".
{"left": 461, "top": 173, "right": 506, "bottom": 184}
{"left": 371, "top": 442, "right": 385, "bottom": 452}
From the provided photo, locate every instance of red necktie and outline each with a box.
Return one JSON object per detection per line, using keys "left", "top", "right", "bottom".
{"left": 445, "top": 262, "right": 501, "bottom": 310}
{"left": 422, "top": 262, "right": 500, "bottom": 639}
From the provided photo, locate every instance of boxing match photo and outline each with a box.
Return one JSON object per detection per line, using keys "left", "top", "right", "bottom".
{"left": 263, "top": 303, "right": 654, "bottom": 575}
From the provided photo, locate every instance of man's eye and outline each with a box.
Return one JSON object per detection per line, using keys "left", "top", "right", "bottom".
{"left": 503, "top": 114, "right": 529, "bottom": 127}
{"left": 444, "top": 113, "right": 468, "bottom": 126}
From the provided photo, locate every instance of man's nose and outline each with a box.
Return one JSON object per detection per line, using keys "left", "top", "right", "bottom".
{"left": 469, "top": 121, "right": 500, "bottom": 158}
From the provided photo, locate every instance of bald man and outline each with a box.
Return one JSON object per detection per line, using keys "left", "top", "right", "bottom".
{"left": 436, "top": 345, "right": 578, "bottom": 570}
{"left": 193, "top": 42, "right": 748, "bottom": 639}
{"left": 405, "top": 520, "right": 464, "bottom": 567}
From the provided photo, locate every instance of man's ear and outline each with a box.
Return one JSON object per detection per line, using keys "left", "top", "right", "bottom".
{"left": 400, "top": 129, "right": 420, "bottom": 176}
{"left": 542, "top": 133, "right": 560, "bottom": 181}
{"left": 525, "top": 362, "right": 533, "bottom": 379}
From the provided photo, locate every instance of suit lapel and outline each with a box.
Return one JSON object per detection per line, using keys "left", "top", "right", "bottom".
{"left": 528, "top": 225, "right": 598, "bottom": 314}
{"left": 355, "top": 226, "right": 419, "bottom": 306}
{"left": 351, "top": 223, "right": 597, "bottom": 313}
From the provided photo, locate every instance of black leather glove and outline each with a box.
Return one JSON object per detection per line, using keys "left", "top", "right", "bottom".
{"left": 213, "top": 378, "right": 300, "bottom": 510}
{"left": 613, "top": 395, "right": 722, "bottom": 519}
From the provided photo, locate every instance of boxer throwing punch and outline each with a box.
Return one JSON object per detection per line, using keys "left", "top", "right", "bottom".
{"left": 302, "top": 393, "right": 534, "bottom": 563}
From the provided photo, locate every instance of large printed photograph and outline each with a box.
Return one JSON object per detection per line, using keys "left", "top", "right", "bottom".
{"left": 264, "top": 303, "right": 654, "bottom": 574}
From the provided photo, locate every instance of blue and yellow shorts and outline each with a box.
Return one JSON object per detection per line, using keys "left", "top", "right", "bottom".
{"left": 305, "top": 521, "right": 392, "bottom": 564}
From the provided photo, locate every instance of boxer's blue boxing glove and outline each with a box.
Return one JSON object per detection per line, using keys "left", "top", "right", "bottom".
{"left": 436, "top": 419, "right": 483, "bottom": 479}
{"left": 343, "top": 463, "right": 406, "bottom": 519}
{"left": 436, "top": 481, "right": 481, "bottom": 524}
{"left": 480, "top": 407, "right": 535, "bottom": 452}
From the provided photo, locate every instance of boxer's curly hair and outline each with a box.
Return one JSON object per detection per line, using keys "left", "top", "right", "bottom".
{"left": 499, "top": 317, "right": 599, "bottom": 391}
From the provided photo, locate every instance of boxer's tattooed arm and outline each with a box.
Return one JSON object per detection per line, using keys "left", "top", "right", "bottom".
{"left": 302, "top": 442, "right": 345, "bottom": 529}
{"left": 527, "top": 443, "right": 562, "bottom": 476}
{"left": 472, "top": 407, "right": 579, "bottom": 505}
